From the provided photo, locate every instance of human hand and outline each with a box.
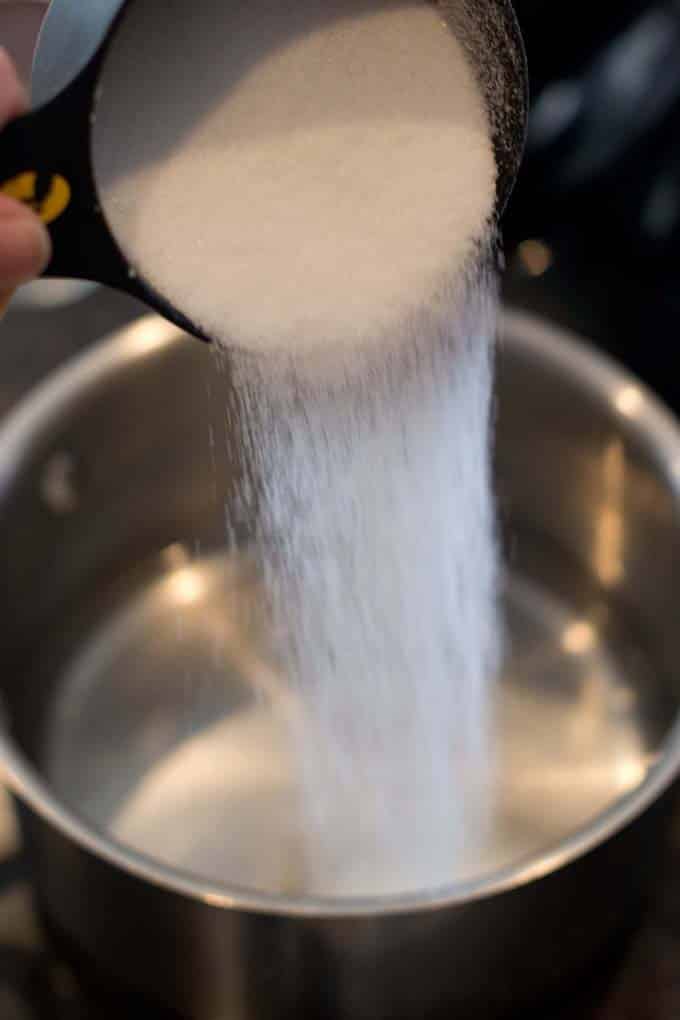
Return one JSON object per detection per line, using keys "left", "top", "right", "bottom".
{"left": 0, "top": 46, "right": 51, "bottom": 317}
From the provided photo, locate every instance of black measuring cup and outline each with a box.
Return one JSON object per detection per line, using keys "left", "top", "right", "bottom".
{"left": 0, "top": 0, "right": 528, "bottom": 343}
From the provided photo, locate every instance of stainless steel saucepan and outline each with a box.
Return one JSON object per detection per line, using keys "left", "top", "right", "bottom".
{"left": 0, "top": 310, "right": 678, "bottom": 1017}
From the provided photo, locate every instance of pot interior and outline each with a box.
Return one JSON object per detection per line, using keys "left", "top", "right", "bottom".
{"left": 0, "top": 311, "right": 679, "bottom": 897}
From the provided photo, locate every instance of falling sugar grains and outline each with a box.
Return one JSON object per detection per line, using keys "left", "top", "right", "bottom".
{"left": 94, "top": 0, "right": 502, "bottom": 896}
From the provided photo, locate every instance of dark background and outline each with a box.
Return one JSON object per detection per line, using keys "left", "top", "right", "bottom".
{"left": 505, "top": 0, "right": 680, "bottom": 413}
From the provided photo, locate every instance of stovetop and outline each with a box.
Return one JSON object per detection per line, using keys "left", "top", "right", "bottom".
{"left": 0, "top": 786, "right": 90, "bottom": 1019}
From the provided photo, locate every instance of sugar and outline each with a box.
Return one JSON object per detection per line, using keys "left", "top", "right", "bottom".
{"left": 230, "top": 252, "right": 501, "bottom": 896}
{"left": 95, "top": 0, "right": 501, "bottom": 897}
{"left": 93, "top": 0, "right": 495, "bottom": 352}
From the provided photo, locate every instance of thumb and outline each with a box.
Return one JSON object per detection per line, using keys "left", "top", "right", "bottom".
{"left": 0, "top": 193, "right": 51, "bottom": 291}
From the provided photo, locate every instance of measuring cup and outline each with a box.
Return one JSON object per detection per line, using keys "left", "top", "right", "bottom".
{"left": 0, "top": 0, "right": 528, "bottom": 342}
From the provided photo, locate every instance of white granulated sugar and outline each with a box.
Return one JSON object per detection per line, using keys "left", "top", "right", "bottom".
{"left": 96, "top": 0, "right": 502, "bottom": 898}
{"left": 229, "top": 259, "right": 501, "bottom": 896}
{"left": 93, "top": 0, "right": 495, "bottom": 351}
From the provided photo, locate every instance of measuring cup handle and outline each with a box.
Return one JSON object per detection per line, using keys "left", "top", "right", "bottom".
{"left": 0, "top": 55, "right": 131, "bottom": 288}
{"left": 0, "top": 109, "right": 74, "bottom": 233}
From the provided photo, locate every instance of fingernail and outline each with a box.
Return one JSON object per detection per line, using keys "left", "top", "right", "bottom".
{"left": 0, "top": 213, "right": 52, "bottom": 284}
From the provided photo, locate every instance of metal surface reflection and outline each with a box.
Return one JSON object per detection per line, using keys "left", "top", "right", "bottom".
{"left": 35, "top": 551, "right": 661, "bottom": 892}
{"left": 594, "top": 439, "right": 626, "bottom": 588}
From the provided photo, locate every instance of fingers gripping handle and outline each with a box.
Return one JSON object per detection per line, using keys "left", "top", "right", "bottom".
{"left": 0, "top": 111, "right": 72, "bottom": 229}
{"left": 0, "top": 60, "right": 109, "bottom": 283}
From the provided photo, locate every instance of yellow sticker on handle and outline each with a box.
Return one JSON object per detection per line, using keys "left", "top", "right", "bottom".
{"left": 1, "top": 171, "right": 71, "bottom": 225}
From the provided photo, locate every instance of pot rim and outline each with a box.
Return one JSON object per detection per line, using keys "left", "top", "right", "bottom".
{"left": 0, "top": 308, "right": 679, "bottom": 918}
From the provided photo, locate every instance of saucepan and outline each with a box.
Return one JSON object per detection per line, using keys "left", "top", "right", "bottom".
{"left": 0, "top": 309, "right": 678, "bottom": 1017}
